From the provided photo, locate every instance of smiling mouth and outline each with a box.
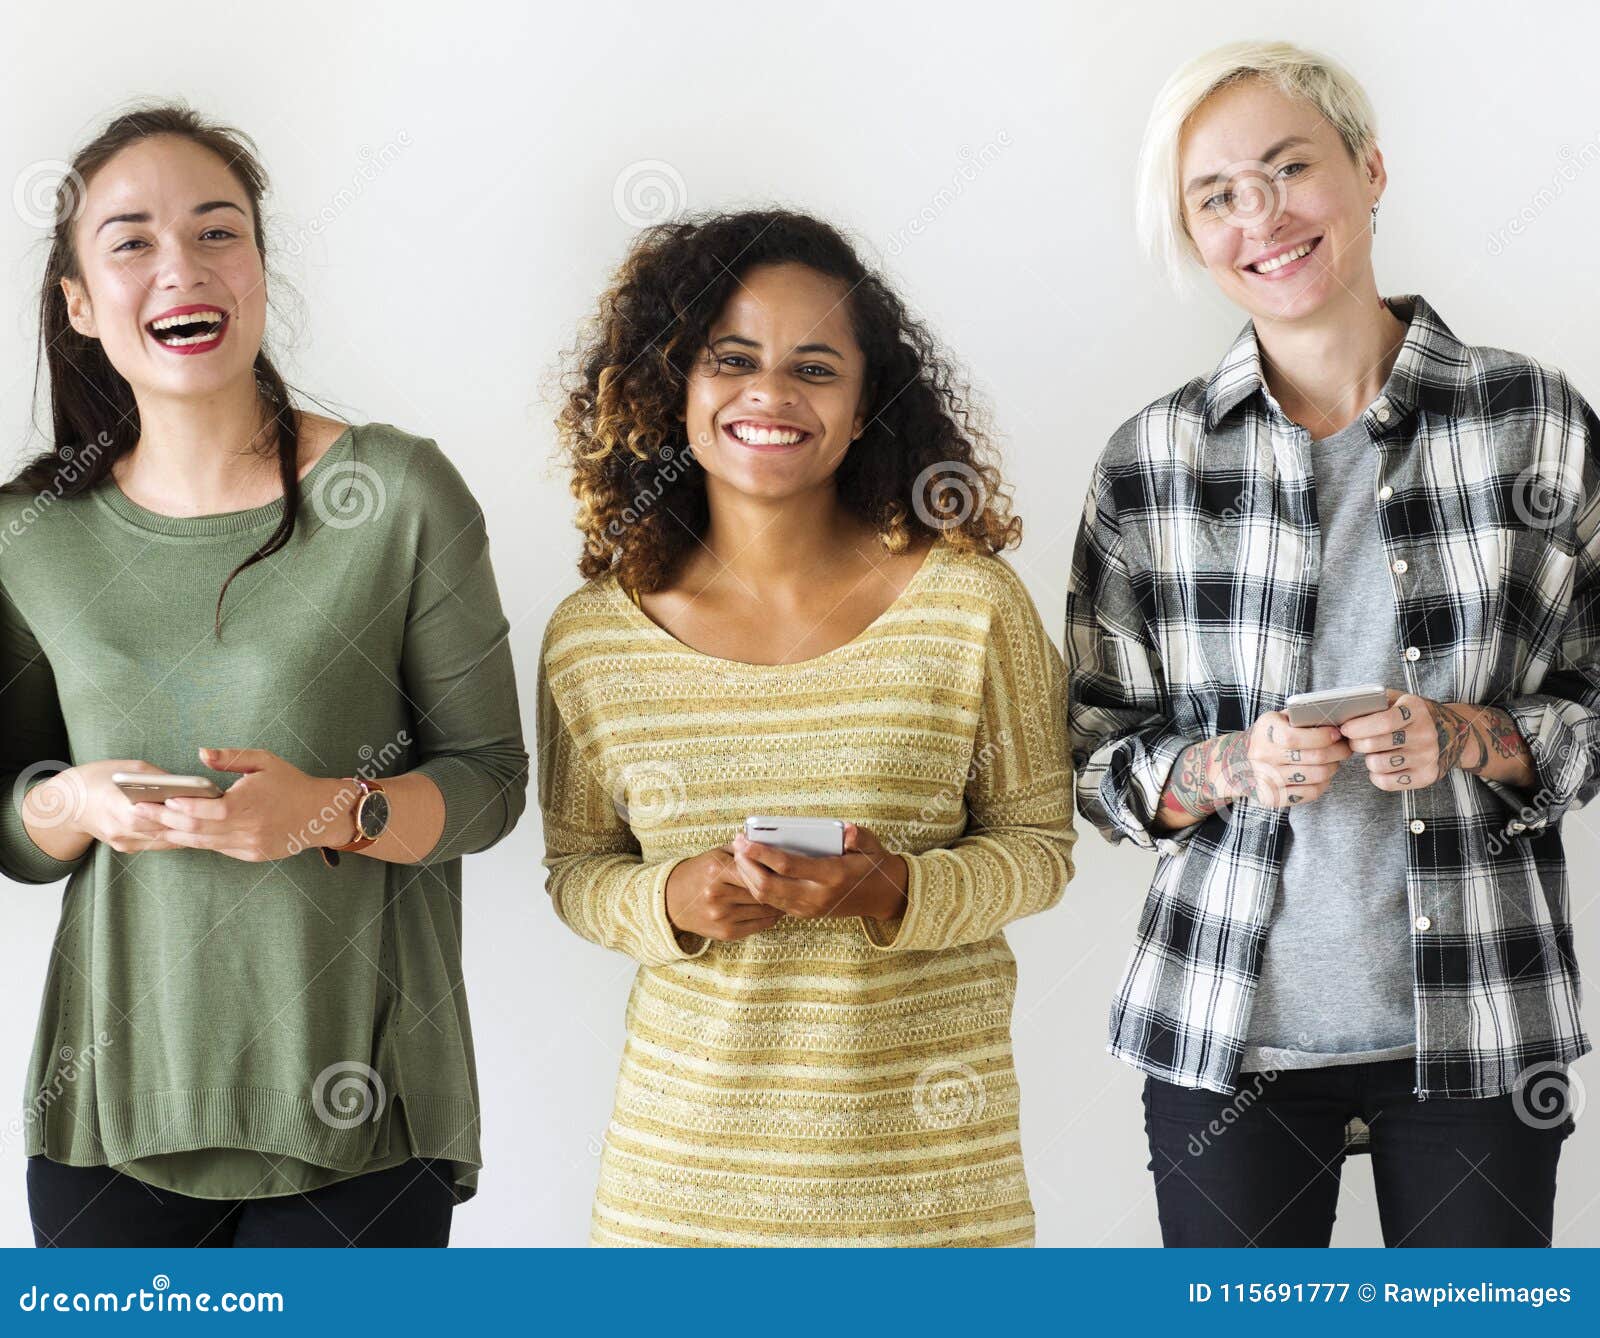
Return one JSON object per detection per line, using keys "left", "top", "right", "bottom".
{"left": 722, "top": 420, "right": 813, "bottom": 449}
{"left": 1247, "top": 236, "right": 1323, "bottom": 275}
{"left": 146, "top": 309, "right": 228, "bottom": 348}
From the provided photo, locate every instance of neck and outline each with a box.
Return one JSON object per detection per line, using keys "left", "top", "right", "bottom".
{"left": 1254, "top": 279, "right": 1407, "bottom": 438}
{"left": 120, "top": 375, "right": 284, "bottom": 514}
{"left": 693, "top": 477, "right": 866, "bottom": 591}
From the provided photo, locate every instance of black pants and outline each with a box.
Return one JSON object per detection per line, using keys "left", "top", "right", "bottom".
{"left": 28, "top": 1156, "right": 457, "bottom": 1247}
{"left": 1143, "top": 1058, "right": 1574, "bottom": 1247}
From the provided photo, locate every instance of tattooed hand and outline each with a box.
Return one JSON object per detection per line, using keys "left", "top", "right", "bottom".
{"left": 1339, "top": 691, "right": 1534, "bottom": 792}
{"left": 1155, "top": 711, "right": 1352, "bottom": 828}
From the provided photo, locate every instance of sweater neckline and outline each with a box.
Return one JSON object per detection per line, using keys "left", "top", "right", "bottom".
{"left": 605, "top": 537, "right": 952, "bottom": 670}
{"left": 93, "top": 424, "right": 356, "bottom": 538}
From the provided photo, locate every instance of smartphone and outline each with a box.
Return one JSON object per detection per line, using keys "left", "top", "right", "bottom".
{"left": 1284, "top": 684, "right": 1390, "bottom": 728}
{"left": 112, "top": 772, "right": 223, "bottom": 802}
{"left": 742, "top": 816, "right": 847, "bottom": 858}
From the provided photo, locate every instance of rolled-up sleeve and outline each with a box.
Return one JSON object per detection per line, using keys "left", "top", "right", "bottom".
{"left": 1064, "top": 462, "right": 1201, "bottom": 856}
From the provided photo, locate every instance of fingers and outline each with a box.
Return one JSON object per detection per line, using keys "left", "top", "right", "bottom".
{"left": 1273, "top": 741, "right": 1352, "bottom": 766}
{"left": 1272, "top": 761, "right": 1342, "bottom": 788}
{"left": 198, "top": 746, "right": 270, "bottom": 774}
{"left": 1258, "top": 714, "right": 1344, "bottom": 750}
{"left": 151, "top": 804, "right": 228, "bottom": 835}
{"left": 732, "top": 834, "right": 834, "bottom": 881}
{"left": 1365, "top": 763, "right": 1440, "bottom": 792}
{"left": 161, "top": 795, "right": 228, "bottom": 821}
{"left": 1339, "top": 693, "right": 1425, "bottom": 742}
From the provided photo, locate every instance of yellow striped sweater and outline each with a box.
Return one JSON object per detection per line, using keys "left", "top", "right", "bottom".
{"left": 536, "top": 540, "right": 1076, "bottom": 1247}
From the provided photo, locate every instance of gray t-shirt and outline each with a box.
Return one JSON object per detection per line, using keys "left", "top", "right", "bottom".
{"left": 1240, "top": 415, "right": 1418, "bottom": 1072}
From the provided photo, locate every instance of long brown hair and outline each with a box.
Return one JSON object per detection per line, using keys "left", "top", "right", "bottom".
{"left": 5, "top": 102, "right": 301, "bottom": 634}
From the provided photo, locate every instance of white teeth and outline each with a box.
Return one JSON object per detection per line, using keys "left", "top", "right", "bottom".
{"left": 1252, "top": 241, "right": 1315, "bottom": 273}
{"left": 149, "top": 310, "right": 224, "bottom": 332}
{"left": 729, "top": 423, "right": 806, "bottom": 445}
{"left": 156, "top": 329, "right": 224, "bottom": 347}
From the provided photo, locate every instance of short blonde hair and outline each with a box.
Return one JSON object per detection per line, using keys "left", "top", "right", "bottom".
{"left": 1136, "top": 41, "right": 1379, "bottom": 284}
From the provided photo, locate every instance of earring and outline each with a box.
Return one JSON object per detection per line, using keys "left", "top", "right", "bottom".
{"left": 1370, "top": 204, "right": 1379, "bottom": 236}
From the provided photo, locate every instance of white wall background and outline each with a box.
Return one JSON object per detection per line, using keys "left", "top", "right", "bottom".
{"left": 2, "top": 0, "right": 1598, "bottom": 1246}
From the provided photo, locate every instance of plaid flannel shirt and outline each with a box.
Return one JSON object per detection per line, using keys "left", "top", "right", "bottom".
{"left": 1066, "top": 295, "right": 1599, "bottom": 1099}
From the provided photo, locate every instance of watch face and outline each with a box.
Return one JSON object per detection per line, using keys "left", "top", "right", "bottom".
{"left": 357, "top": 790, "right": 390, "bottom": 840}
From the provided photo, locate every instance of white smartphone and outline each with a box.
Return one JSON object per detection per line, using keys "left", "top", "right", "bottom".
{"left": 1284, "top": 684, "right": 1390, "bottom": 728}
{"left": 112, "top": 772, "right": 223, "bottom": 802}
{"left": 742, "top": 816, "right": 847, "bottom": 858}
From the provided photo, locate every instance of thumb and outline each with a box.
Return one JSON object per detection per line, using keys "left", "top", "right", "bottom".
{"left": 199, "top": 746, "right": 272, "bottom": 774}
{"left": 842, "top": 822, "right": 866, "bottom": 852}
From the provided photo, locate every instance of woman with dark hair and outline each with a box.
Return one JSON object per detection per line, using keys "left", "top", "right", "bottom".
{"left": 539, "top": 208, "right": 1075, "bottom": 1246}
{"left": 0, "top": 105, "right": 528, "bottom": 1246}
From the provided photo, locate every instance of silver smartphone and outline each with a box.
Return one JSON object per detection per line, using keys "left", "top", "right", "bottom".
{"left": 1284, "top": 683, "right": 1389, "bottom": 728}
{"left": 742, "top": 816, "right": 847, "bottom": 858}
{"left": 112, "top": 772, "right": 223, "bottom": 802}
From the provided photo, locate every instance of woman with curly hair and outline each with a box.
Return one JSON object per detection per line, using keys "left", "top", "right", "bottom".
{"left": 538, "top": 209, "right": 1076, "bottom": 1246}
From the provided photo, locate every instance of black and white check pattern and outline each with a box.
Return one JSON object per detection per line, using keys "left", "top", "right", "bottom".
{"left": 1065, "top": 295, "right": 1600, "bottom": 1098}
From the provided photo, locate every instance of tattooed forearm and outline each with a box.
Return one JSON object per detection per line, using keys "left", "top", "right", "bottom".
{"left": 1428, "top": 701, "right": 1481, "bottom": 772}
{"left": 1429, "top": 702, "right": 1535, "bottom": 782}
{"left": 1156, "top": 731, "right": 1249, "bottom": 828}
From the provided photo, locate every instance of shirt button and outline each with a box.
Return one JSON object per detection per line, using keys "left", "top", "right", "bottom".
{"left": 1404, "top": 646, "right": 1421, "bottom": 661}
{"left": 1378, "top": 485, "right": 1394, "bottom": 501}
{"left": 1414, "top": 914, "right": 1432, "bottom": 932}
{"left": 1409, "top": 819, "right": 1426, "bottom": 834}
{"left": 1392, "top": 558, "right": 1408, "bottom": 574}
{"left": 1374, "top": 403, "right": 1392, "bottom": 424}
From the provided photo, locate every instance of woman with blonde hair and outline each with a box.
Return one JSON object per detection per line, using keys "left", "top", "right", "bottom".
{"left": 1066, "top": 42, "right": 1597, "bottom": 1246}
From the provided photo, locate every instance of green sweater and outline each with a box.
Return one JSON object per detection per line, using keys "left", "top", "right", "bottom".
{"left": 0, "top": 423, "right": 527, "bottom": 1200}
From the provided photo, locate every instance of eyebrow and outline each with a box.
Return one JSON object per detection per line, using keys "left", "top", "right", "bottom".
{"left": 710, "top": 333, "right": 846, "bottom": 359}
{"left": 1184, "top": 136, "right": 1313, "bottom": 197}
{"left": 95, "top": 199, "right": 247, "bottom": 237}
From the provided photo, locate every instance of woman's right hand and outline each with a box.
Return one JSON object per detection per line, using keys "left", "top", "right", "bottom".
{"left": 22, "top": 760, "right": 179, "bottom": 861}
{"left": 665, "top": 844, "right": 785, "bottom": 944}
{"left": 1234, "top": 711, "right": 1352, "bottom": 807}
{"left": 1157, "top": 713, "right": 1352, "bottom": 828}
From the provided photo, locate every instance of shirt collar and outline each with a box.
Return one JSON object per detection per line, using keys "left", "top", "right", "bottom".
{"left": 1202, "top": 294, "right": 1479, "bottom": 430}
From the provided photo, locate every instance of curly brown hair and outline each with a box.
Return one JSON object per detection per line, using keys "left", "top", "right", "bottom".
{"left": 556, "top": 208, "right": 1021, "bottom": 593}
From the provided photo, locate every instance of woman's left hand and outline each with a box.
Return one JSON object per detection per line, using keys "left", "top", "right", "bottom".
{"left": 150, "top": 747, "right": 350, "bottom": 862}
{"left": 1340, "top": 691, "right": 1499, "bottom": 792}
{"left": 730, "top": 822, "right": 909, "bottom": 922}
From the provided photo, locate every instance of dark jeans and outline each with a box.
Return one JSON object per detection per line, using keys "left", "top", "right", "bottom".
{"left": 1143, "top": 1058, "right": 1574, "bottom": 1247}
{"left": 28, "top": 1156, "right": 457, "bottom": 1248}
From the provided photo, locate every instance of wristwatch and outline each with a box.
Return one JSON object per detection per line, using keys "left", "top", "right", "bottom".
{"left": 321, "top": 777, "right": 390, "bottom": 868}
